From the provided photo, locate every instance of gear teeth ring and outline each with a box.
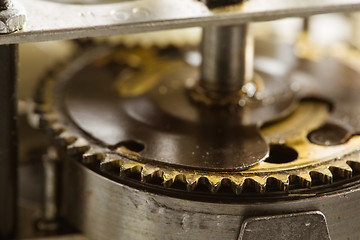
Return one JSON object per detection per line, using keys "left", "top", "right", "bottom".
{"left": 88, "top": 148, "right": 360, "bottom": 194}
{"left": 290, "top": 173, "right": 312, "bottom": 188}
{"left": 34, "top": 49, "right": 360, "bottom": 195}
{"left": 35, "top": 100, "right": 360, "bottom": 194}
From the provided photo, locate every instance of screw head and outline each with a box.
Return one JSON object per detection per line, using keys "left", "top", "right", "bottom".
{"left": 0, "top": 0, "right": 26, "bottom": 34}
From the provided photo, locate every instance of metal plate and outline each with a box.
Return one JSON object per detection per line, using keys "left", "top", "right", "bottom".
{"left": 56, "top": 46, "right": 298, "bottom": 171}
{"left": 238, "top": 211, "right": 330, "bottom": 240}
{"left": 2, "top": 0, "right": 360, "bottom": 44}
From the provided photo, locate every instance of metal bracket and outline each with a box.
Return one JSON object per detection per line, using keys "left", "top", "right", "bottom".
{"left": 1, "top": 0, "right": 360, "bottom": 44}
{"left": 238, "top": 211, "right": 331, "bottom": 240}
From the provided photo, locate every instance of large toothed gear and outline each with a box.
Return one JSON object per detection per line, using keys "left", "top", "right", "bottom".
{"left": 35, "top": 40, "right": 360, "bottom": 195}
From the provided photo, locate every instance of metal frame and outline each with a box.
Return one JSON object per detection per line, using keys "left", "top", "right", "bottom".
{"left": 1, "top": 0, "right": 360, "bottom": 239}
{"left": 2, "top": 0, "right": 360, "bottom": 44}
{"left": 0, "top": 44, "right": 18, "bottom": 239}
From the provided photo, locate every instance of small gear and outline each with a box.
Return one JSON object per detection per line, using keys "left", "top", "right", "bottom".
{"left": 35, "top": 42, "right": 360, "bottom": 195}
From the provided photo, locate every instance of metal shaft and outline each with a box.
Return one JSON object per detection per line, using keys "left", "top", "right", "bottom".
{"left": 0, "top": 44, "right": 18, "bottom": 239}
{"left": 200, "top": 24, "right": 253, "bottom": 93}
{"left": 43, "top": 147, "right": 59, "bottom": 220}
{"left": 36, "top": 147, "right": 60, "bottom": 231}
{"left": 303, "top": 17, "right": 310, "bottom": 32}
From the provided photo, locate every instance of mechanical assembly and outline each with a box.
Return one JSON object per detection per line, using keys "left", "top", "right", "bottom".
{"left": 2, "top": 0, "right": 360, "bottom": 239}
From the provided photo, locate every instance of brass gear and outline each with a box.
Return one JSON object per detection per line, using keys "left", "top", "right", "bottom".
{"left": 34, "top": 43, "right": 360, "bottom": 195}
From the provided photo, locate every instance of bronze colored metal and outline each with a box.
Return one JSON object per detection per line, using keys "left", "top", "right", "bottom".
{"left": 42, "top": 45, "right": 297, "bottom": 171}
{"left": 35, "top": 40, "right": 360, "bottom": 194}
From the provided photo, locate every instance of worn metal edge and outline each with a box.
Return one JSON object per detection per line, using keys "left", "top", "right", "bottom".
{"left": 2, "top": 0, "right": 360, "bottom": 44}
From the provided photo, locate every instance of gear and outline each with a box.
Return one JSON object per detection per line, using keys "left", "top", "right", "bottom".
{"left": 35, "top": 41, "right": 360, "bottom": 195}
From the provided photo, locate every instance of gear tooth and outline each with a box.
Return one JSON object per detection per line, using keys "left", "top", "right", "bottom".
{"left": 55, "top": 131, "right": 77, "bottom": 146}
{"left": 141, "top": 165, "right": 158, "bottom": 182}
{"left": 39, "top": 116, "right": 57, "bottom": 129}
{"left": 206, "top": 175, "right": 222, "bottom": 193}
{"left": 120, "top": 163, "right": 143, "bottom": 180}
{"left": 39, "top": 112, "right": 58, "bottom": 127}
{"left": 101, "top": 154, "right": 122, "bottom": 164}
{"left": 121, "top": 163, "right": 143, "bottom": 172}
{"left": 229, "top": 176, "right": 245, "bottom": 186}
{"left": 254, "top": 176, "right": 267, "bottom": 192}
{"left": 228, "top": 176, "right": 245, "bottom": 195}
{"left": 162, "top": 170, "right": 176, "bottom": 186}
{"left": 48, "top": 122, "right": 65, "bottom": 136}
{"left": 213, "top": 178, "right": 238, "bottom": 194}
{"left": 165, "top": 174, "right": 188, "bottom": 190}
{"left": 66, "top": 137, "right": 90, "bottom": 155}
{"left": 174, "top": 174, "right": 187, "bottom": 183}
{"left": 346, "top": 155, "right": 360, "bottom": 174}
{"left": 143, "top": 169, "right": 164, "bottom": 185}
{"left": 329, "top": 161, "right": 353, "bottom": 179}
{"left": 153, "top": 170, "right": 165, "bottom": 179}
{"left": 41, "top": 77, "right": 55, "bottom": 98}
{"left": 290, "top": 173, "right": 312, "bottom": 188}
{"left": 71, "top": 137, "right": 88, "bottom": 146}
{"left": 191, "top": 177, "right": 213, "bottom": 193}
{"left": 34, "top": 103, "right": 53, "bottom": 114}
{"left": 310, "top": 168, "right": 333, "bottom": 184}
{"left": 244, "top": 177, "right": 266, "bottom": 193}
{"left": 185, "top": 174, "right": 200, "bottom": 191}
{"left": 82, "top": 147, "right": 106, "bottom": 164}
{"left": 163, "top": 172, "right": 183, "bottom": 188}
{"left": 346, "top": 159, "right": 360, "bottom": 172}
{"left": 34, "top": 88, "right": 46, "bottom": 104}
{"left": 266, "top": 175, "right": 289, "bottom": 192}
{"left": 100, "top": 157, "right": 123, "bottom": 174}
